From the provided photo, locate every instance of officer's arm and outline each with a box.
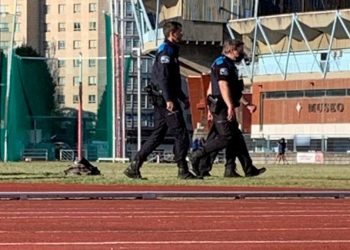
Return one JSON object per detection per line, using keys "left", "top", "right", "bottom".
{"left": 178, "top": 88, "right": 188, "bottom": 103}
{"left": 206, "top": 82, "right": 213, "bottom": 121}
{"left": 240, "top": 96, "right": 256, "bottom": 113}
{"left": 218, "top": 80, "right": 234, "bottom": 110}
{"left": 157, "top": 51, "right": 172, "bottom": 102}
{"left": 206, "top": 82, "right": 212, "bottom": 96}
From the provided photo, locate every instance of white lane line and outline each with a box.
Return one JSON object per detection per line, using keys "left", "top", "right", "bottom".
{"left": 0, "top": 209, "right": 349, "bottom": 215}
{"left": 1, "top": 240, "right": 350, "bottom": 246}
{"left": 1, "top": 227, "right": 350, "bottom": 234}
{"left": 1, "top": 214, "right": 350, "bottom": 219}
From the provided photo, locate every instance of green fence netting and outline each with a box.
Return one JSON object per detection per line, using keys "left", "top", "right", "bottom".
{"left": 0, "top": 52, "right": 55, "bottom": 161}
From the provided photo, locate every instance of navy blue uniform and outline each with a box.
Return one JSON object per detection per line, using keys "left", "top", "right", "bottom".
{"left": 194, "top": 55, "right": 261, "bottom": 176}
{"left": 133, "top": 40, "right": 190, "bottom": 170}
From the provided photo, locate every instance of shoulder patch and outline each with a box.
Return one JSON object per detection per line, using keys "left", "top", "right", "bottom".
{"left": 160, "top": 55, "right": 170, "bottom": 64}
{"left": 219, "top": 67, "right": 229, "bottom": 76}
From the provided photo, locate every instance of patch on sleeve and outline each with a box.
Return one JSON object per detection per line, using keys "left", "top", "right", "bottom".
{"left": 160, "top": 55, "right": 170, "bottom": 64}
{"left": 219, "top": 67, "right": 229, "bottom": 76}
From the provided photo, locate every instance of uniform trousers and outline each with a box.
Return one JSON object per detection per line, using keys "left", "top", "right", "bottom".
{"left": 134, "top": 103, "right": 189, "bottom": 167}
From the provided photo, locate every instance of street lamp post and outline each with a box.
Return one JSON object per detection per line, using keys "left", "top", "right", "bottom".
{"left": 132, "top": 47, "right": 142, "bottom": 150}
{"left": 2, "top": 1, "right": 18, "bottom": 162}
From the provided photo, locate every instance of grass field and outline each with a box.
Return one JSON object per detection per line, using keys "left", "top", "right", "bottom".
{"left": 0, "top": 161, "right": 350, "bottom": 189}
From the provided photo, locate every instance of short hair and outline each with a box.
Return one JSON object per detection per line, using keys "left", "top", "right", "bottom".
{"left": 222, "top": 39, "right": 244, "bottom": 54}
{"left": 163, "top": 21, "right": 182, "bottom": 38}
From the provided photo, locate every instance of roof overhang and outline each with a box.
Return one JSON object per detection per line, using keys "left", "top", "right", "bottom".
{"left": 228, "top": 9, "right": 350, "bottom": 54}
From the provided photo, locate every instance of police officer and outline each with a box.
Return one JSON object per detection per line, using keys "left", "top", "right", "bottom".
{"left": 124, "top": 21, "right": 198, "bottom": 179}
{"left": 191, "top": 39, "right": 266, "bottom": 177}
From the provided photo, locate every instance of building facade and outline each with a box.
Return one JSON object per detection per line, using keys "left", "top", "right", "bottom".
{"left": 0, "top": 0, "right": 43, "bottom": 53}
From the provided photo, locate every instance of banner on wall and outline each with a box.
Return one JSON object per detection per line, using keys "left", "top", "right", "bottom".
{"left": 296, "top": 152, "right": 324, "bottom": 164}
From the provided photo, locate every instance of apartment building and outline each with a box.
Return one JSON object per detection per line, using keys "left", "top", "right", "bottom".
{"left": 0, "top": 0, "right": 43, "bottom": 53}
{"left": 43, "top": 0, "right": 110, "bottom": 114}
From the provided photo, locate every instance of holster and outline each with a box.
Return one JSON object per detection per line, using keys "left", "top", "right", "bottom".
{"left": 207, "top": 95, "right": 223, "bottom": 114}
{"left": 145, "top": 84, "right": 166, "bottom": 107}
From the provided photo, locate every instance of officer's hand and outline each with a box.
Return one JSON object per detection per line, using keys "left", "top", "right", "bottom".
{"left": 207, "top": 110, "right": 213, "bottom": 122}
{"left": 247, "top": 104, "right": 257, "bottom": 114}
{"left": 166, "top": 101, "right": 174, "bottom": 112}
{"left": 227, "top": 107, "right": 235, "bottom": 121}
{"left": 183, "top": 99, "right": 190, "bottom": 110}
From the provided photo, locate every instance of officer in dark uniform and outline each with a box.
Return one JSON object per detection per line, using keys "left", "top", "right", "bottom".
{"left": 124, "top": 21, "right": 198, "bottom": 179}
{"left": 191, "top": 39, "right": 266, "bottom": 177}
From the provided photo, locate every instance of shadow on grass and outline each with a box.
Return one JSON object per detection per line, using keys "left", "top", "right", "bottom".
{"left": 0, "top": 173, "right": 67, "bottom": 180}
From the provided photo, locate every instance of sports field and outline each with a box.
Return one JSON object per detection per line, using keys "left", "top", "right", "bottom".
{"left": 0, "top": 162, "right": 349, "bottom": 189}
{"left": 0, "top": 162, "right": 350, "bottom": 249}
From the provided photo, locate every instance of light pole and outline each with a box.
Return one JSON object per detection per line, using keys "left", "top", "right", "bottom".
{"left": 132, "top": 47, "right": 142, "bottom": 150}
{"left": 1, "top": 2, "right": 18, "bottom": 162}
{"left": 77, "top": 52, "right": 83, "bottom": 161}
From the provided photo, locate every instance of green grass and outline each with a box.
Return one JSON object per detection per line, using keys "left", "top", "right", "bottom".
{"left": 0, "top": 162, "right": 350, "bottom": 189}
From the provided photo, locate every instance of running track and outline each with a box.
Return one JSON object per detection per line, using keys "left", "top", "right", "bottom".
{"left": 0, "top": 184, "right": 350, "bottom": 249}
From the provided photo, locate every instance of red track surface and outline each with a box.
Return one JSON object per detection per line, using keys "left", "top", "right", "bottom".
{"left": 0, "top": 184, "right": 350, "bottom": 250}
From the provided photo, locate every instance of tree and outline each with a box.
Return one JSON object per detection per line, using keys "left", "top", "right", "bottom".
{"left": 15, "top": 45, "right": 40, "bottom": 57}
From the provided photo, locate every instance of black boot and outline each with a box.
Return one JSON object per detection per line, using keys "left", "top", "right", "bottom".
{"left": 245, "top": 166, "right": 266, "bottom": 177}
{"left": 223, "top": 167, "right": 242, "bottom": 178}
{"left": 189, "top": 149, "right": 206, "bottom": 175}
{"left": 178, "top": 162, "right": 203, "bottom": 179}
{"left": 123, "top": 160, "right": 142, "bottom": 179}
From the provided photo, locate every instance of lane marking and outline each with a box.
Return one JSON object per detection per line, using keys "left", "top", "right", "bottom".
{"left": 1, "top": 214, "right": 350, "bottom": 219}
{"left": 1, "top": 240, "right": 350, "bottom": 246}
{"left": 1, "top": 227, "right": 350, "bottom": 234}
{"left": 0, "top": 209, "right": 349, "bottom": 215}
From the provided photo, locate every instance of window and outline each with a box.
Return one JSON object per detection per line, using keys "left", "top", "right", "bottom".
{"left": 133, "top": 39, "right": 139, "bottom": 48}
{"left": 73, "top": 4, "right": 81, "bottom": 13}
{"left": 142, "top": 94, "right": 147, "bottom": 108}
{"left": 125, "top": 40, "right": 132, "bottom": 51}
{"left": 73, "top": 76, "right": 80, "bottom": 86}
{"left": 89, "top": 21, "right": 97, "bottom": 31}
{"left": 57, "top": 95, "right": 65, "bottom": 104}
{"left": 45, "top": 23, "right": 50, "bottom": 32}
{"left": 125, "top": 22, "right": 133, "bottom": 35}
{"left": 45, "top": 5, "right": 50, "bottom": 14}
{"left": 73, "top": 40, "right": 81, "bottom": 49}
{"left": 16, "top": 4, "right": 22, "bottom": 15}
{"left": 58, "top": 41, "right": 65, "bottom": 50}
{"left": 58, "top": 77, "right": 65, "bottom": 85}
{"left": 88, "top": 76, "right": 97, "bottom": 85}
{"left": 0, "top": 41, "right": 9, "bottom": 49}
{"left": 73, "top": 95, "right": 79, "bottom": 104}
{"left": 88, "top": 95, "right": 96, "bottom": 103}
{"left": 265, "top": 91, "right": 286, "bottom": 99}
{"left": 326, "top": 89, "right": 346, "bottom": 96}
{"left": 73, "top": 59, "right": 80, "bottom": 67}
{"left": 305, "top": 90, "right": 326, "bottom": 97}
{"left": 89, "top": 3, "right": 97, "bottom": 12}
{"left": 89, "top": 40, "right": 97, "bottom": 49}
{"left": 126, "top": 2, "right": 133, "bottom": 17}
{"left": 58, "top": 4, "right": 65, "bottom": 14}
{"left": 89, "top": 59, "right": 96, "bottom": 67}
{"left": 58, "top": 60, "right": 65, "bottom": 68}
{"left": 74, "top": 22, "right": 81, "bottom": 31}
{"left": 0, "top": 23, "right": 9, "bottom": 32}
{"left": 286, "top": 91, "right": 304, "bottom": 98}
{"left": 58, "top": 22, "right": 65, "bottom": 32}
{"left": 0, "top": 5, "right": 8, "bottom": 13}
